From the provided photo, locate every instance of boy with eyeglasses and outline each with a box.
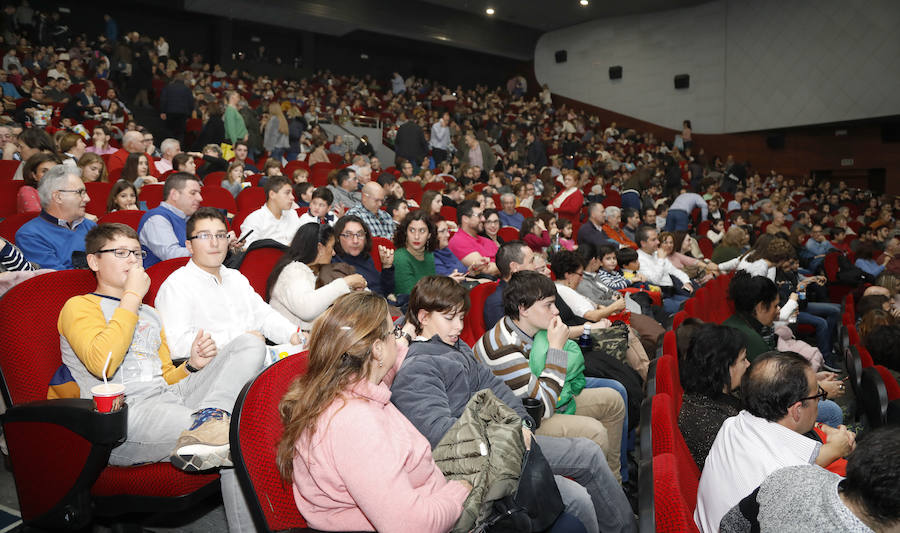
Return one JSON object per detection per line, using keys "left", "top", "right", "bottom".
{"left": 57, "top": 222, "right": 265, "bottom": 530}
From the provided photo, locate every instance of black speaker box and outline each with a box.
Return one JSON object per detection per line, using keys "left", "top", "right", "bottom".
{"left": 555, "top": 50, "right": 567, "bottom": 63}
{"left": 766, "top": 133, "right": 785, "bottom": 149}
{"left": 674, "top": 74, "right": 689, "bottom": 89}
{"left": 609, "top": 66, "right": 622, "bottom": 79}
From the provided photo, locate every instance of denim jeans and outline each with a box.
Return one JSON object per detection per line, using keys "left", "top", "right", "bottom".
{"left": 799, "top": 301, "right": 842, "bottom": 360}
{"left": 584, "top": 377, "right": 630, "bottom": 483}
{"left": 664, "top": 209, "right": 690, "bottom": 232}
{"left": 536, "top": 435, "right": 638, "bottom": 533}
{"left": 816, "top": 399, "right": 844, "bottom": 428}
{"left": 663, "top": 293, "right": 690, "bottom": 315}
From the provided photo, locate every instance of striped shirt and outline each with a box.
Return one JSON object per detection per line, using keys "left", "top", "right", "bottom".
{"left": 595, "top": 268, "right": 629, "bottom": 290}
{"left": 473, "top": 316, "right": 568, "bottom": 419}
{"left": 0, "top": 240, "right": 33, "bottom": 272}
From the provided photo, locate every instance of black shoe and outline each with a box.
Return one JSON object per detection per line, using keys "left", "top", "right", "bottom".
{"left": 821, "top": 360, "right": 842, "bottom": 373}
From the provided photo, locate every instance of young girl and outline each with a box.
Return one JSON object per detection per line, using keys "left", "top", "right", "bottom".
{"left": 519, "top": 217, "right": 552, "bottom": 253}
{"left": 706, "top": 218, "right": 726, "bottom": 244}
{"left": 120, "top": 152, "right": 158, "bottom": 191}
{"left": 106, "top": 180, "right": 139, "bottom": 212}
{"left": 221, "top": 161, "right": 244, "bottom": 198}
{"left": 557, "top": 218, "right": 576, "bottom": 251}
{"left": 77, "top": 153, "right": 108, "bottom": 183}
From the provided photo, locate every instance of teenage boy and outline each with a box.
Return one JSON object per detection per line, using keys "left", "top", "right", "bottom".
{"left": 156, "top": 208, "right": 304, "bottom": 370}
{"left": 298, "top": 187, "right": 337, "bottom": 226}
{"left": 57, "top": 223, "right": 264, "bottom": 529}
{"left": 474, "top": 270, "right": 626, "bottom": 481}
{"left": 238, "top": 175, "right": 301, "bottom": 248}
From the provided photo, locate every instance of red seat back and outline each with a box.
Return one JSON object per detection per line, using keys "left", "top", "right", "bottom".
{"left": 230, "top": 354, "right": 310, "bottom": 531}
{"left": 0, "top": 159, "right": 20, "bottom": 181}
{"left": 662, "top": 330, "right": 677, "bottom": 358}
{"left": 653, "top": 453, "right": 700, "bottom": 533}
{"left": 139, "top": 183, "right": 164, "bottom": 209}
{"left": 200, "top": 185, "right": 237, "bottom": 213}
{"left": 370, "top": 237, "right": 395, "bottom": 272}
{"left": 439, "top": 205, "right": 457, "bottom": 223}
{"left": 650, "top": 394, "right": 700, "bottom": 502}
{"left": 98, "top": 210, "right": 147, "bottom": 232}
{"left": 236, "top": 187, "right": 266, "bottom": 213}
{"left": 239, "top": 246, "right": 286, "bottom": 299}
{"left": 85, "top": 182, "right": 114, "bottom": 218}
{"left": 875, "top": 365, "right": 900, "bottom": 401}
{"left": 498, "top": 226, "right": 520, "bottom": 242}
{"left": 400, "top": 181, "right": 423, "bottom": 203}
{"left": 203, "top": 171, "right": 226, "bottom": 187}
{"left": 0, "top": 179, "right": 25, "bottom": 217}
{"left": 697, "top": 237, "right": 713, "bottom": 259}
{"left": 461, "top": 281, "right": 499, "bottom": 347}
{"left": 0, "top": 269, "right": 97, "bottom": 405}
{"left": 0, "top": 212, "right": 38, "bottom": 243}
{"left": 144, "top": 257, "right": 190, "bottom": 306}
{"left": 655, "top": 355, "right": 683, "bottom": 412}
{"left": 516, "top": 206, "right": 533, "bottom": 218}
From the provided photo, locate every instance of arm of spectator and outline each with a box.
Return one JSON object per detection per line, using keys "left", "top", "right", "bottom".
{"left": 15, "top": 229, "right": 67, "bottom": 270}
{"left": 328, "top": 406, "right": 470, "bottom": 533}
{"left": 58, "top": 296, "right": 137, "bottom": 379}
{"left": 139, "top": 215, "right": 191, "bottom": 262}
{"left": 158, "top": 328, "right": 189, "bottom": 384}
{"left": 390, "top": 360, "right": 461, "bottom": 449}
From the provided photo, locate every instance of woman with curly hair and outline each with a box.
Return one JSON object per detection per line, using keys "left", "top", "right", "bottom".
{"left": 392, "top": 210, "right": 438, "bottom": 295}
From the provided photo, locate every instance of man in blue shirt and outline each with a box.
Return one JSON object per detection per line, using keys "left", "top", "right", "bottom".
{"left": 16, "top": 165, "right": 96, "bottom": 270}
{"left": 804, "top": 224, "right": 836, "bottom": 273}
{"left": 497, "top": 193, "right": 524, "bottom": 229}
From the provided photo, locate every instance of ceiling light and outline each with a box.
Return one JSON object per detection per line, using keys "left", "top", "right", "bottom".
{"left": 580, "top": 0, "right": 589, "bottom": 5}
{"left": 485, "top": 7, "right": 495, "bottom": 15}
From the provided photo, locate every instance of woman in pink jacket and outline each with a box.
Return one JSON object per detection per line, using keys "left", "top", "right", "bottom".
{"left": 277, "top": 292, "right": 471, "bottom": 533}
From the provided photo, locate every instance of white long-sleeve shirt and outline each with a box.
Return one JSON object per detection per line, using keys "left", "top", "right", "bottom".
{"left": 670, "top": 192, "right": 708, "bottom": 220}
{"left": 239, "top": 205, "right": 302, "bottom": 247}
{"left": 430, "top": 121, "right": 450, "bottom": 151}
{"left": 694, "top": 410, "right": 820, "bottom": 532}
{"left": 636, "top": 248, "right": 690, "bottom": 287}
{"left": 155, "top": 260, "right": 296, "bottom": 358}
{"left": 269, "top": 261, "right": 352, "bottom": 330}
{"left": 717, "top": 257, "right": 798, "bottom": 320}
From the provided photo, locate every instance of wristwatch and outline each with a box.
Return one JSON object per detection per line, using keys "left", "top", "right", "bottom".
{"left": 185, "top": 362, "right": 200, "bottom": 373}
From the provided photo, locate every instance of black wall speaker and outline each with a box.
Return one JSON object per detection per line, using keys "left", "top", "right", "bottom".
{"left": 674, "top": 74, "right": 690, "bottom": 89}
{"left": 609, "top": 66, "right": 622, "bottom": 79}
{"left": 881, "top": 123, "right": 900, "bottom": 143}
{"left": 766, "top": 133, "right": 785, "bottom": 149}
{"left": 555, "top": 50, "right": 567, "bottom": 63}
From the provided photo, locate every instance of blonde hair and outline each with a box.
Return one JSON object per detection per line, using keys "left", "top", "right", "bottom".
{"left": 277, "top": 292, "right": 391, "bottom": 480}
{"left": 268, "top": 102, "right": 289, "bottom": 136}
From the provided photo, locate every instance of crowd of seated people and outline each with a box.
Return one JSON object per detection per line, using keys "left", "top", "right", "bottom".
{"left": 1, "top": 7, "right": 900, "bottom": 533}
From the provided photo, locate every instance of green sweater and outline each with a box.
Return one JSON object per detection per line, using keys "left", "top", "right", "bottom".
{"left": 223, "top": 106, "right": 248, "bottom": 144}
{"left": 393, "top": 248, "right": 435, "bottom": 295}
{"left": 722, "top": 313, "right": 774, "bottom": 362}
{"left": 711, "top": 244, "right": 741, "bottom": 264}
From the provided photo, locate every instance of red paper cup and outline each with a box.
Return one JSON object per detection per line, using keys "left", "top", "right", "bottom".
{"left": 91, "top": 383, "right": 125, "bottom": 413}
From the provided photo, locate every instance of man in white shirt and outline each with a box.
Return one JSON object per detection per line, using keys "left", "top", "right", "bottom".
{"left": 238, "top": 176, "right": 301, "bottom": 248}
{"left": 694, "top": 352, "right": 856, "bottom": 532}
{"left": 634, "top": 225, "right": 692, "bottom": 314}
{"left": 156, "top": 207, "right": 304, "bottom": 361}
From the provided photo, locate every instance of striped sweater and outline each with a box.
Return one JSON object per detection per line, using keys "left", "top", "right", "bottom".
{"left": 473, "top": 317, "right": 569, "bottom": 419}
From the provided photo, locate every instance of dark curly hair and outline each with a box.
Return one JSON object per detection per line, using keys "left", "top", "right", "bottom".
{"left": 680, "top": 324, "right": 747, "bottom": 396}
{"left": 728, "top": 270, "right": 779, "bottom": 316}
{"left": 550, "top": 249, "right": 584, "bottom": 279}
{"left": 333, "top": 215, "right": 371, "bottom": 258}
{"left": 394, "top": 210, "right": 437, "bottom": 251}
{"left": 839, "top": 426, "right": 900, "bottom": 528}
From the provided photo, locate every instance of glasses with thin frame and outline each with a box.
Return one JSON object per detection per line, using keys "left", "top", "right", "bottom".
{"left": 95, "top": 248, "right": 147, "bottom": 259}
{"left": 187, "top": 232, "right": 229, "bottom": 241}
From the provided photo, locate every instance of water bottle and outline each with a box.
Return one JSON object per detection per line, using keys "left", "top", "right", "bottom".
{"left": 578, "top": 324, "right": 592, "bottom": 350}
{"left": 552, "top": 233, "right": 561, "bottom": 253}
{"left": 798, "top": 287, "right": 808, "bottom": 310}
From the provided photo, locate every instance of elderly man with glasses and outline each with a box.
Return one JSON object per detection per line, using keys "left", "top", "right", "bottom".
{"left": 16, "top": 164, "right": 96, "bottom": 269}
{"left": 694, "top": 351, "right": 856, "bottom": 532}
{"left": 346, "top": 182, "right": 396, "bottom": 240}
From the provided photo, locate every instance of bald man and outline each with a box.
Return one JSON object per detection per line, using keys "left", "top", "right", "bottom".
{"left": 108, "top": 130, "right": 158, "bottom": 176}
{"left": 346, "top": 182, "right": 397, "bottom": 239}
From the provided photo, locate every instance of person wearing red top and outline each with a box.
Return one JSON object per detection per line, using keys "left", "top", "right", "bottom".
{"left": 547, "top": 170, "right": 584, "bottom": 229}
{"left": 107, "top": 131, "right": 160, "bottom": 178}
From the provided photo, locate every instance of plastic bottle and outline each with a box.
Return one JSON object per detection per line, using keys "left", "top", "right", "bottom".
{"left": 578, "top": 324, "right": 592, "bottom": 350}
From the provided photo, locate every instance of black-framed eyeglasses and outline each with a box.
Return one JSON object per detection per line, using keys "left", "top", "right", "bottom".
{"left": 58, "top": 188, "right": 87, "bottom": 197}
{"left": 187, "top": 232, "right": 228, "bottom": 241}
{"left": 95, "top": 248, "right": 147, "bottom": 259}
{"left": 391, "top": 324, "right": 404, "bottom": 340}
{"left": 798, "top": 385, "right": 827, "bottom": 404}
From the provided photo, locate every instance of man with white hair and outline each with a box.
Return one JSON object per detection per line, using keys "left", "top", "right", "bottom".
{"left": 154, "top": 138, "right": 181, "bottom": 174}
{"left": 15, "top": 165, "right": 96, "bottom": 270}
{"left": 349, "top": 154, "right": 372, "bottom": 185}
{"left": 498, "top": 193, "right": 524, "bottom": 229}
{"left": 602, "top": 206, "right": 637, "bottom": 249}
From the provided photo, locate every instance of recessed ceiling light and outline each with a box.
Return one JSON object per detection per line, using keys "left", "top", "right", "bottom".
{"left": 580, "top": 0, "right": 589, "bottom": 5}
{"left": 485, "top": 7, "right": 495, "bottom": 15}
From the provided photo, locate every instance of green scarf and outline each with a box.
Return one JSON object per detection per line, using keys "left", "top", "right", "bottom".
{"left": 528, "top": 330, "right": 586, "bottom": 415}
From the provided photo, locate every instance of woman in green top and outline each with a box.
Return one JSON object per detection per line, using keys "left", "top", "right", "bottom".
{"left": 223, "top": 90, "right": 248, "bottom": 145}
{"left": 711, "top": 225, "right": 748, "bottom": 264}
{"left": 392, "top": 210, "right": 437, "bottom": 295}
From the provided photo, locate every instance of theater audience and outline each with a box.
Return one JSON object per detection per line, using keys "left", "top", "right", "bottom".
{"left": 238, "top": 175, "right": 301, "bottom": 248}
{"left": 332, "top": 215, "right": 395, "bottom": 298}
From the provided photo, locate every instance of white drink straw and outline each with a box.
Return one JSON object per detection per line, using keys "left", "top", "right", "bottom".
{"left": 102, "top": 351, "right": 112, "bottom": 386}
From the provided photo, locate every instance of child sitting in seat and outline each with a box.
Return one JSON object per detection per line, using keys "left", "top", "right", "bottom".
{"left": 615, "top": 247, "right": 661, "bottom": 295}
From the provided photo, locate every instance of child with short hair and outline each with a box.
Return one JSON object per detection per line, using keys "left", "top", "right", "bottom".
{"left": 616, "top": 247, "right": 661, "bottom": 294}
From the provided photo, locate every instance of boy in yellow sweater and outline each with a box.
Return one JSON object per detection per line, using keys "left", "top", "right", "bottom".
{"left": 57, "top": 223, "right": 265, "bottom": 527}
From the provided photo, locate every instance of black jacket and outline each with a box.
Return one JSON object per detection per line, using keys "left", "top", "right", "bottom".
{"left": 394, "top": 121, "right": 428, "bottom": 164}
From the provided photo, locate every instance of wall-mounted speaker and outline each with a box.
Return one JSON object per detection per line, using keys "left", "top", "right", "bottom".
{"left": 674, "top": 74, "right": 690, "bottom": 89}
{"left": 555, "top": 50, "right": 567, "bottom": 63}
{"left": 766, "top": 133, "right": 785, "bottom": 150}
{"left": 609, "top": 66, "right": 622, "bottom": 79}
